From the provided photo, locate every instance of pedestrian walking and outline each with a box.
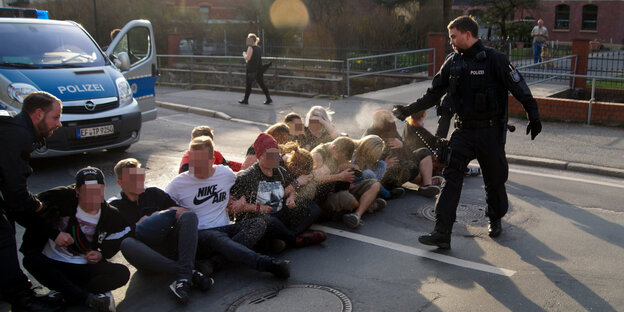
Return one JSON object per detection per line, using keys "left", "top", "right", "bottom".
{"left": 239, "top": 33, "right": 272, "bottom": 105}
{"left": 392, "top": 15, "right": 542, "bottom": 249}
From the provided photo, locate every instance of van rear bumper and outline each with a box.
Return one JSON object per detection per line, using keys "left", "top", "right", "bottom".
{"left": 32, "top": 111, "right": 141, "bottom": 158}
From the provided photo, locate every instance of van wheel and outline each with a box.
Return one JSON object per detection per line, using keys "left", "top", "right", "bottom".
{"left": 109, "top": 145, "right": 131, "bottom": 153}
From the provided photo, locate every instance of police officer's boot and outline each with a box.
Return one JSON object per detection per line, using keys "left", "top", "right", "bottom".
{"left": 488, "top": 219, "right": 502, "bottom": 238}
{"left": 10, "top": 288, "right": 64, "bottom": 312}
{"left": 418, "top": 231, "right": 451, "bottom": 249}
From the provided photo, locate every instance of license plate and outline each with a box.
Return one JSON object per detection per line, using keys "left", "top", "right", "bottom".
{"left": 77, "top": 125, "right": 114, "bottom": 138}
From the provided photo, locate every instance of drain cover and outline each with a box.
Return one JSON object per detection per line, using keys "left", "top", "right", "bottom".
{"left": 421, "top": 203, "right": 487, "bottom": 226}
{"left": 227, "top": 284, "right": 352, "bottom": 312}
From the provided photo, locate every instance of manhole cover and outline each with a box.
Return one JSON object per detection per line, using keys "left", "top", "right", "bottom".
{"left": 421, "top": 203, "right": 487, "bottom": 226}
{"left": 227, "top": 284, "right": 352, "bottom": 312}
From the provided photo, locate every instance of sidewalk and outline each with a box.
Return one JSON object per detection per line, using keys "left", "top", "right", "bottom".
{"left": 155, "top": 81, "right": 624, "bottom": 178}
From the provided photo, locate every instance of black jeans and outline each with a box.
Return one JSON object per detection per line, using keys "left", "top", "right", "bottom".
{"left": 22, "top": 252, "right": 129, "bottom": 305}
{"left": 121, "top": 211, "right": 198, "bottom": 281}
{"left": 243, "top": 71, "right": 271, "bottom": 102}
{"left": 197, "top": 217, "right": 269, "bottom": 269}
{"left": 0, "top": 213, "right": 31, "bottom": 303}
{"left": 267, "top": 201, "right": 322, "bottom": 245}
{"left": 434, "top": 127, "right": 509, "bottom": 234}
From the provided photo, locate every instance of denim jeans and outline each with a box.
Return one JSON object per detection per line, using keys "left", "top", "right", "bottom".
{"left": 120, "top": 211, "right": 198, "bottom": 281}
{"left": 197, "top": 217, "right": 269, "bottom": 269}
{"left": 533, "top": 42, "right": 544, "bottom": 63}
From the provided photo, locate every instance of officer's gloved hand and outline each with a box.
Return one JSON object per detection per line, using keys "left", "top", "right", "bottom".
{"left": 526, "top": 119, "right": 542, "bottom": 140}
{"left": 392, "top": 105, "right": 410, "bottom": 121}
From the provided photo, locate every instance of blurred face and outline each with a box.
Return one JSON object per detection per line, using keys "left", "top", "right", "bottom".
{"left": 449, "top": 27, "right": 471, "bottom": 52}
{"left": 35, "top": 101, "right": 62, "bottom": 138}
{"left": 259, "top": 148, "right": 280, "bottom": 169}
{"left": 189, "top": 149, "right": 214, "bottom": 179}
{"left": 76, "top": 183, "right": 105, "bottom": 211}
{"left": 538, "top": 19, "right": 543, "bottom": 27}
{"left": 286, "top": 118, "right": 304, "bottom": 136}
{"left": 119, "top": 167, "right": 145, "bottom": 195}
{"left": 308, "top": 118, "right": 322, "bottom": 132}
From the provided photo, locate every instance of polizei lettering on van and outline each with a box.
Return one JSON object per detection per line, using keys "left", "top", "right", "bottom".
{"left": 57, "top": 84, "right": 105, "bottom": 94}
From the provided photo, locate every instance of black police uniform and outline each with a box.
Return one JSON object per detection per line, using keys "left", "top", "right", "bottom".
{"left": 0, "top": 111, "right": 63, "bottom": 310}
{"left": 393, "top": 40, "right": 541, "bottom": 242}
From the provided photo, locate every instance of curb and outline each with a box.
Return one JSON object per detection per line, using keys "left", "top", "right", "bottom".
{"left": 506, "top": 155, "right": 624, "bottom": 179}
{"left": 156, "top": 101, "right": 624, "bottom": 179}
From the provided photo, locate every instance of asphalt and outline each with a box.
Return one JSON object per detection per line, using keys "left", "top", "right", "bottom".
{"left": 155, "top": 81, "right": 624, "bottom": 178}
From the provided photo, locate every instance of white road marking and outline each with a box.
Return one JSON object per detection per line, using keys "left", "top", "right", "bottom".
{"left": 310, "top": 224, "right": 516, "bottom": 277}
{"left": 509, "top": 168, "right": 624, "bottom": 189}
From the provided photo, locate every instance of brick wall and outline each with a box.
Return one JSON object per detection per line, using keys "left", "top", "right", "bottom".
{"left": 508, "top": 95, "right": 624, "bottom": 124}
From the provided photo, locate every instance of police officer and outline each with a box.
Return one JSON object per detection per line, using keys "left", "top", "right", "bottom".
{"left": 0, "top": 91, "right": 63, "bottom": 311}
{"left": 393, "top": 16, "right": 542, "bottom": 249}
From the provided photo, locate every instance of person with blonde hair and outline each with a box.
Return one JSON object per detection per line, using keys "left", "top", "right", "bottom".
{"left": 239, "top": 33, "right": 272, "bottom": 105}
{"left": 353, "top": 135, "right": 404, "bottom": 200}
{"left": 299, "top": 106, "right": 342, "bottom": 151}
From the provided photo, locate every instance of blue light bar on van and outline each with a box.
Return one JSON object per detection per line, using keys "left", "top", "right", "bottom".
{"left": 36, "top": 10, "right": 49, "bottom": 19}
{"left": 0, "top": 8, "right": 48, "bottom": 19}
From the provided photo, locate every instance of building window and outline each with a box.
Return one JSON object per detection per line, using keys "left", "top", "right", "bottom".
{"left": 200, "top": 6, "right": 210, "bottom": 23}
{"left": 582, "top": 4, "right": 597, "bottom": 30}
{"left": 555, "top": 4, "right": 569, "bottom": 30}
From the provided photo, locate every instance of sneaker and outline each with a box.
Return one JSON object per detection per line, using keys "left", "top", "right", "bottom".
{"left": 342, "top": 213, "right": 361, "bottom": 228}
{"left": 418, "top": 231, "right": 451, "bottom": 249}
{"left": 238, "top": 99, "right": 249, "bottom": 104}
{"left": 87, "top": 292, "right": 115, "bottom": 312}
{"left": 264, "top": 98, "right": 273, "bottom": 105}
{"left": 388, "top": 187, "right": 405, "bottom": 199}
{"left": 192, "top": 270, "right": 214, "bottom": 292}
{"left": 169, "top": 279, "right": 191, "bottom": 305}
{"left": 431, "top": 176, "right": 445, "bottom": 187}
{"left": 367, "top": 198, "right": 387, "bottom": 213}
{"left": 465, "top": 166, "right": 481, "bottom": 177}
{"left": 12, "top": 289, "right": 64, "bottom": 312}
{"left": 417, "top": 185, "right": 441, "bottom": 198}
{"left": 265, "top": 258, "right": 291, "bottom": 279}
{"left": 296, "top": 230, "right": 327, "bottom": 247}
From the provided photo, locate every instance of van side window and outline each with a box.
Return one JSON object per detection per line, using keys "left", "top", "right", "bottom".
{"left": 112, "top": 27, "right": 150, "bottom": 67}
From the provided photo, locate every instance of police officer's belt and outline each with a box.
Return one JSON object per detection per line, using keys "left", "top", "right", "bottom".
{"left": 455, "top": 118, "right": 502, "bottom": 129}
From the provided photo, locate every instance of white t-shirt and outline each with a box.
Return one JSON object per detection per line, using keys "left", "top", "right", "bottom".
{"left": 166, "top": 165, "right": 236, "bottom": 230}
{"left": 42, "top": 205, "right": 100, "bottom": 264}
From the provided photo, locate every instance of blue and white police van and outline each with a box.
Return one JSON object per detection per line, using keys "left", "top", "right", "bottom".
{"left": 0, "top": 8, "right": 158, "bottom": 157}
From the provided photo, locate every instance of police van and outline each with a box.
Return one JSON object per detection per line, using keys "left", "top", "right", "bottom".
{"left": 0, "top": 8, "right": 158, "bottom": 157}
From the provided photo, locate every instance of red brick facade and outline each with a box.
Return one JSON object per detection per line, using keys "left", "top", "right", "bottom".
{"left": 509, "top": 95, "right": 624, "bottom": 125}
{"left": 167, "top": 0, "right": 255, "bottom": 22}
{"left": 517, "top": 1, "right": 624, "bottom": 46}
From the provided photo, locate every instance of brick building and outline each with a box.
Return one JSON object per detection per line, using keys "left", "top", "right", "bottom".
{"left": 454, "top": 0, "right": 624, "bottom": 47}
{"left": 166, "top": 0, "right": 256, "bottom": 23}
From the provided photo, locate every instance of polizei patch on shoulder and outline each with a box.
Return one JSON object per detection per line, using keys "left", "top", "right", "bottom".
{"left": 509, "top": 64, "right": 521, "bottom": 82}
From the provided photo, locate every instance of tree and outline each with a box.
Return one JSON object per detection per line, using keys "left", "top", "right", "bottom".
{"left": 471, "top": 0, "right": 539, "bottom": 40}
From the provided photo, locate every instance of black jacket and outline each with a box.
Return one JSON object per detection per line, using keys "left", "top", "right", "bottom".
{"left": 406, "top": 40, "right": 539, "bottom": 122}
{"left": 108, "top": 187, "right": 177, "bottom": 231}
{"left": 0, "top": 111, "right": 44, "bottom": 216}
{"left": 20, "top": 185, "right": 131, "bottom": 260}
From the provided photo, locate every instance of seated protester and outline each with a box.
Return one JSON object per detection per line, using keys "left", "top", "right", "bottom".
{"left": 366, "top": 110, "right": 441, "bottom": 198}
{"left": 109, "top": 158, "right": 213, "bottom": 305}
{"left": 353, "top": 135, "right": 404, "bottom": 200}
{"left": 166, "top": 136, "right": 291, "bottom": 279}
{"left": 179, "top": 125, "right": 242, "bottom": 173}
{"left": 299, "top": 106, "right": 342, "bottom": 151}
{"left": 283, "top": 112, "right": 306, "bottom": 144}
{"left": 232, "top": 134, "right": 326, "bottom": 250}
{"left": 311, "top": 137, "right": 385, "bottom": 229}
{"left": 241, "top": 123, "right": 293, "bottom": 170}
{"left": 21, "top": 167, "right": 131, "bottom": 312}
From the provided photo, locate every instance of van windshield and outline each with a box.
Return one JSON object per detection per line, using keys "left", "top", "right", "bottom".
{"left": 0, "top": 22, "right": 106, "bottom": 68}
